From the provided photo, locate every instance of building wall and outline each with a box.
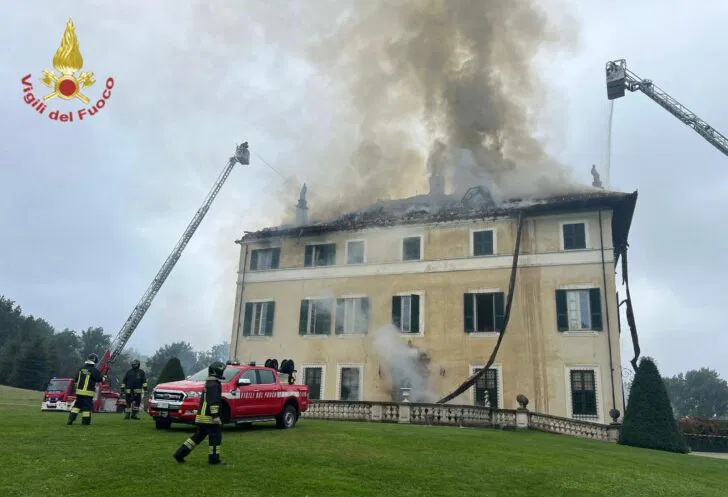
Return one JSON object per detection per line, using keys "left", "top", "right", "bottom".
{"left": 231, "top": 209, "right": 624, "bottom": 423}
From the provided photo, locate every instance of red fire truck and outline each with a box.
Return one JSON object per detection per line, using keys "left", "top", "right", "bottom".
{"left": 41, "top": 377, "right": 76, "bottom": 412}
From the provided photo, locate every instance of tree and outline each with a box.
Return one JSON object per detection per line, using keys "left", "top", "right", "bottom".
{"left": 79, "top": 327, "right": 111, "bottom": 360}
{"left": 663, "top": 368, "right": 728, "bottom": 419}
{"left": 50, "top": 329, "right": 81, "bottom": 378}
{"left": 619, "top": 357, "right": 689, "bottom": 453}
{"left": 156, "top": 357, "right": 186, "bottom": 386}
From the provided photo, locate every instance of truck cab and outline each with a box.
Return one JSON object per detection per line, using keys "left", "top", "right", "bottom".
{"left": 41, "top": 378, "right": 76, "bottom": 411}
{"left": 147, "top": 360, "right": 309, "bottom": 430}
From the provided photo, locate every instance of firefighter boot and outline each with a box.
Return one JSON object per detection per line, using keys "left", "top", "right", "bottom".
{"left": 209, "top": 445, "right": 222, "bottom": 465}
{"left": 124, "top": 409, "right": 131, "bottom": 420}
{"left": 131, "top": 409, "right": 140, "bottom": 420}
{"left": 67, "top": 410, "right": 78, "bottom": 425}
{"left": 81, "top": 413, "right": 91, "bottom": 425}
{"left": 173, "top": 439, "right": 196, "bottom": 463}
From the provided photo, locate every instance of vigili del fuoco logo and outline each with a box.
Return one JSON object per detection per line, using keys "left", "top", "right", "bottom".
{"left": 21, "top": 18, "right": 114, "bottom": 122}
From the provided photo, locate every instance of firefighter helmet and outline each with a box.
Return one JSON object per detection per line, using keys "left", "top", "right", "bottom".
{"left": 208, "top": 361, "right": 226, "bottom": 379}
{"left": 86, "top": 353, "right": 99, "bottom": 365}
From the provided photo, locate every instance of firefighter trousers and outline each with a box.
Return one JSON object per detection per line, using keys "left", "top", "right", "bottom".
{"left": 124, "top": 390, "right": 143, "bottom": 418}
{"left": 173, "top": 423, "right": 223, "bottom": 464}
{"left": 67, "top": 395, "right": 93, "bottom": 425}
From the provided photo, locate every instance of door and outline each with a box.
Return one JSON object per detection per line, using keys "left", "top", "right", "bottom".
{"left": 232, "top": 369, "right": 260, "bottom": 418}
{"left": 254, "top": 368, "right": 282, "bottom": 416}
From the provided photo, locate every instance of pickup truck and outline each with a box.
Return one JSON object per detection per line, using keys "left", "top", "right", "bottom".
{"left": 147, "top": 361, "right": 309, "bottom": 430}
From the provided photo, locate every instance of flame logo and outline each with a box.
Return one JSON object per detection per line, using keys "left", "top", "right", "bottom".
{"left": 40, "top": 19, "right": 95, "bottom": 104}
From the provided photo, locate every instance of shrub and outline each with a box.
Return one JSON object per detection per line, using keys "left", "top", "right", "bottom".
{"left": 155, "top": 357, "right": 185, "bottom": 386}
{"left": 678, "top": 416, "right": 728, "bottom": 436}
{"left": 618, "top": 357, "right": 689, "bottom": 453}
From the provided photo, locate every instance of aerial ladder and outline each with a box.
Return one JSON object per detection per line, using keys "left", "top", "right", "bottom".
{"left": 91, "top": 142, "right": 250, "bottom": 412}
{"left": 606, "top": 59, "right": 728, "bottom": 157}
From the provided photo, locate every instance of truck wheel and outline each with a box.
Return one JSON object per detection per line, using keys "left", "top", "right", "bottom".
{"left": 155, "top": 419, "right": 172, "bottom": 430}
{"left": 276, "top": 403, "right": 298, "bottom": 429}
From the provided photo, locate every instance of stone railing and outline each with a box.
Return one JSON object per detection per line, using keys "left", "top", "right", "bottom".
{"left": 301, "top": 395, "right": 621, "bottom": 443}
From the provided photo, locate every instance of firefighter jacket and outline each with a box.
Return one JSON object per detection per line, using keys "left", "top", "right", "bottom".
{"left": 121, "top": 368, "right": 148, "bottom": 393}
{"left": 75, "top": 364, "right": 105, "bottom": 397}
{"left": 195, "top": 376, "right": 222, "bottom": 425}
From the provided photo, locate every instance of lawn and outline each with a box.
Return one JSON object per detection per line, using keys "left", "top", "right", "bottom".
{"left": 1, "top": 386, "right": 726, "bottom": 497}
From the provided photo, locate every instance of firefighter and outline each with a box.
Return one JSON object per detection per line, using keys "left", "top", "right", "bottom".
{"left": 121, "top": 359, "right": 148, "bottom": 420}
{"left": 173, "top": 361, "right": 226, "bottom": 465}
{"left": 67, "top": 353, "right": 105, "bottom": 425}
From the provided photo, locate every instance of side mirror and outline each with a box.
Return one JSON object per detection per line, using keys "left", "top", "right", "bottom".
{"left": 237, "top": 378, "right": 251, "bottom": 386}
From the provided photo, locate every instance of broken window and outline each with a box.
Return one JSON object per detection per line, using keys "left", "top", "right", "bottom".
{"left": 472, "top": 230, "right": 494, "bottom": 256}
{"left": 302, "top": 367, "right": 323, "bottom": 400}
{"left": 570, "top": 369, "right": 598, "bottom": 418}
{"left": 304, "top": 243, "right": 336, "bottom": 267}
{"left": 392, "top": 294, "right": 421, "bottom": 333}
{"left": 555, "top": 289, "right": 602, "bottom": 331}
{"left": 299, "top": 298, "right": 333, "bottom": 335}
{"left": 346, "top": 240, "right": 365, "bottom": 264}
{"left": 402, "top": 236, "right": 421, "bottom": 261}
{"left": 472, "top": 367, "right": 499, "bottom": 408}
{"left": 562, "top": 223, "right": 586, "bottom": 250}
{"left": 463, "top": 292, "right": 505, "bottom": 333}
{"left": 242, "top": 301, "right": 275, "bottom": 336}
{"left": 339, "top": 367, "right": 361, "bottom": 401}
{"left": 250, "top": 248, "right": 280, "bottom": 270}
{"left": 335, "top": 297, "right": 370, "bottom": 334}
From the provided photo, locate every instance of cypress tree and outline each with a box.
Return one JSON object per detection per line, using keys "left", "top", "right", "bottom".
{"left": 156, "top": 357, "right": 186, "bottom": 387}
{"left": 619, "top": 357, "right": 689, "bottom": 453}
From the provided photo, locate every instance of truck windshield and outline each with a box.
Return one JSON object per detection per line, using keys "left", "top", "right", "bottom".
{"left": 187, "top": 367, "right": 239, "bottom": 382}
{"left": 46, "top": 379, "right": 71, "bottom": 392}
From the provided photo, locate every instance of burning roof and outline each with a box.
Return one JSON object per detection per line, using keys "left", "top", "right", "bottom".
{"left": 238, "top": 189, "right": 638, "bottom": 252}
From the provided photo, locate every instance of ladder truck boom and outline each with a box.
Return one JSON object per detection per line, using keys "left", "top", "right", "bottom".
{"left": 606, "top": 59, "right": 728, "bottom": 157}
{"left": 92, "top": 142, "right": 250, "bottom": 412}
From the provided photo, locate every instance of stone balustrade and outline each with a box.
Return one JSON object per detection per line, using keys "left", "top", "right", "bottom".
{"left": 301, "top": 395, "right": 621, "bottom": 443}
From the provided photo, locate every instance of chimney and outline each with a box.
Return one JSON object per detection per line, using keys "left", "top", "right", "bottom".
{"left": 296, "top": 183, "right": 308, "bottom": 225}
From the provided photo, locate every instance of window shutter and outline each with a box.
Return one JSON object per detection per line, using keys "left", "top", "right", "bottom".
{"left": 299, "top": 300, "right": 309, "bottom": 335}
{"left": 576, "top": 224, "right": 586, "bottom": 248}
{"left": 265, "top": 301, "right": 275, "bottom": 336}
{"left": 589, "top": 288, "right": 603, "bottom": 330}
{"left": 304, "top": 246, "right": 313, "bottom": 267}
{"left": 392, "top": 296, "right": 402, "bottom": 329}
{"left": 555, "top": 290, "right": 568, "bottom": 331}
{"left": 319, "top": 299, "right": 333, "bottom": 334}
{"left": 335, "top": 298, "right": 345, "bottom": 334}
{"left": 464, "top": 293, "right": 474, "bottom": 332}
{"left": 361, "top": 297, "right": 370, "bottom": 333}
{"left": 242, "top": 303, "right": 253, "bottom": 336}
{"left": 494, "top": 292, "right": 506, "bottom": 331}
{"left": 327, "top": 244, "right": 337, "bottom": 265}
{"left": 271, "top": 248, "right": 280, "bottom": 269}
{"left": 250, "top": 250, "right": 259, "bottom": 270}
{"left": 410, "top": 294, "right": 420, "bottom": 333}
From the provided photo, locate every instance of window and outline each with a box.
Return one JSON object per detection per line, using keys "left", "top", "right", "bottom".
{"left": 402, "top": 236, "right": 421, "bottom": 261}
{"left": 570, "top": 369, "right": 598, "bottom": 419}
{"left": 257, "top": 369, "right": 276, "bottom": 384}
{"left": 299, "top": 298, "right": 333, "bottom": 335}
{"left": 335, "top": 297, "right": 370, "bottom": 334}
{"left": 304, "top": 243, "right": 336, "bottom": 267}
{"left": 302, "top": 366, "right": 324, "bottom": 400}
{"left": 346, "top": 240, "right": 365, "bottom": 264}
{"left": 242, "top": 301, "right": 275, "bottom": 336}
{"left": 555, "top": 288, "right": 602, "bottom": 332}
{"left": 250, "top": 248, "right": 280, "bottom": 270}
{"left": 338, "top": 366, "right": 362, "bottom": 401}
{"left": 472, "top": 230, "right": 494, "bottom": 256}
{"left": 464, "top": 292, "right": 505, "bottom": 333}
{"left": 562, "top": 222, "right": 586, "bottom": 250}
{"left": 240, "top": 370, "right": 257, "bottom": 384}
{"left": 472, "top": 367, "right": 499, "bottom": 408}
{"left": 392, "top": 294, "right": 421, "bottom": 334}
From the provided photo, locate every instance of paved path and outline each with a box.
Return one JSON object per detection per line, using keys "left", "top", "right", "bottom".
{"left": 690, "top": 451, "right": 728, "bottom": 460}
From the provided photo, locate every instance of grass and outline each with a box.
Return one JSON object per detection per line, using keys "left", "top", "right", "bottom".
{"left": 1, "top": 386, "right": 726, "bottom": 497}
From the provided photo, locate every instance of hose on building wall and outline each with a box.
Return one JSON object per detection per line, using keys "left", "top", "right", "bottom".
{"left": 619, "top": 242, "right": 641, "bottom": 371}
{"left": 436, "top": 210, "right": 526, "bottom": 404}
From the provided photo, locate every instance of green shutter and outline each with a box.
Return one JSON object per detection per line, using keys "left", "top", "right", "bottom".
{"left": 494, "top": 292, "right": 505, "bottom": 331}
{"left": 556, "top": 290, "right": 568, "bottom": 331}
{"left": 575, "top": 224, "right": 586, "bottom": 248}
{"left": 265, "top": 301, "right": 275, "bottom": 336}
{"left": 243, "top": 303, "right": 253, "bottom": 336}
{"left": 589, "top": 288, "right": 603, "bottom": 330}
{"left": 327, "top": 244, "right": 337, "bottom": 265}
{"left": 392, "top": 296, "right": 402, "bottom": 330}
{"left": 361, "top": 298, "right": 370, "bottom": 333}
{"left": 250, "top": 250, "right": 259, "bottom": 270}
{"left": 304, "top": 246, "right": 313, "bottom": 267}
{"left": 320, "top": 299, "right": 333, "bottom": 334}
{"left": 271, "top": 248, "right": 280, "bottom": 269}
{"left": 464, "top": 293, "right": 474, "bottom": 332}
{"left": 299, "top": 300, "right": 309, "bottom": 335}
{"left": 335, "top": 298, "right": 345, "bottom": 334}
{"left": 410, "top": 294, "right": 420, "bottom": 333}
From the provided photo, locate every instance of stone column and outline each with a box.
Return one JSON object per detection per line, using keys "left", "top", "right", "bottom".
{"left": 371, "top": 404, "right": 382, "bottom": 422}
{"left": 398, "top": 403, "right": 411, "bottom": 424}
{"left": 608, "top": 408, "right": 621, "bottom": 443}
{"left": 516, "top": 394, "right": 530, "bottom": 430}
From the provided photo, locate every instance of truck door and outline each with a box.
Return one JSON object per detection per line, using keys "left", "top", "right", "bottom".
{"left": 232, "top": 369, "right": 260, "bottom": 418}
{"left": 254, "top": 368, "right": 282, "bottom": 416}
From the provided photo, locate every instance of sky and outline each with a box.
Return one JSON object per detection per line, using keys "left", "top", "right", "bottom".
{"left": 1, "top": 0, "right": 727, "bottom": 381}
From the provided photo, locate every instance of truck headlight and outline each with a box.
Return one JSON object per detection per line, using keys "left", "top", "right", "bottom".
{"left": 187, "top": 391, "right": 201, "bottom": 398}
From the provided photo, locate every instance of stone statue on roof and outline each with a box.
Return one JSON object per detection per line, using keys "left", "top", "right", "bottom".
{"left": 591, "top": 165, "right": 603, "bottom": 188}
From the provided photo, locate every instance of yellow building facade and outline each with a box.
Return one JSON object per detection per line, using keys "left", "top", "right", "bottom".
{"left": 230, "top": 189, "right": 638, "bottom": 424}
